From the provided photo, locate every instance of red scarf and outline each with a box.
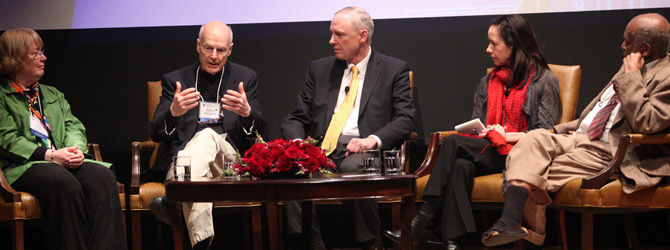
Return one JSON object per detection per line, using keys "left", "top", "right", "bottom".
{"left": 483, "top": 67, "right": 534, "bottom": 154}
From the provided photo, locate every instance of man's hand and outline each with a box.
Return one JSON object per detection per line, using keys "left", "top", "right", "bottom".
{"left": 624, "top": 52, "right": 644, "bottom": 73}
{"left": 170, "top": 81, "right": 200, "bottom": 117}
{"left": 345, "top": 137, "right": 378, "bottom": 156}
{"left": 221, "top": 82, "right": 251, "bottom": 117}
{"left": 50, "top": 146, "right": 85, "bottom": 169}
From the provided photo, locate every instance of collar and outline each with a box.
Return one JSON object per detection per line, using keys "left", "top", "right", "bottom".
{"left": 642, "top": 57, "right": 660, "bottom": 75}
{"left": 346, "top": 46, "right": 372, "bottom": 76}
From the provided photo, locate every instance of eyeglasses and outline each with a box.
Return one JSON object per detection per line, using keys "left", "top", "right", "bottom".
{"left": 201, "top": 45, "right": 228, "bottom": 56}
{"left": 29, "top": 49, "right": 45, "bottom": 60}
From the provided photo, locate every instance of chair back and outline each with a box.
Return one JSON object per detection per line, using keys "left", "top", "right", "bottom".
{"left": 547, "top": 64, "right": 581, "bottom": 123}
{"left": 401, "top": 71, "right": 416, "bottom": 172}
{"left": 147, "top": 81, "right": 163, "bottom": 167}
{"left": 486, "top": 64, "right": 581, "bottom": 124}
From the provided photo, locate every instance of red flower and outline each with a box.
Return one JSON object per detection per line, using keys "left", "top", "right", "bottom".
{"left": 233, "top": 136, "right": 336, "bottom": 178}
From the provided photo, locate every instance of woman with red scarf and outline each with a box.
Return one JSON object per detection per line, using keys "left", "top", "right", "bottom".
{"left": 385, "top": 15, "right": 560, "bottom": 249}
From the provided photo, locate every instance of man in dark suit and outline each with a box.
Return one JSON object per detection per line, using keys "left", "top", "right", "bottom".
{"left": 146, "top": 20, "right": 267, "bottom": 249}
{"left": 282, "top": 6, "right": 415, "bottom": 250}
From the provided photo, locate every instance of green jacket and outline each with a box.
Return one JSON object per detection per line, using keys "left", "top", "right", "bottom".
{"left": 0, "top": 77, "right": 110, "bottom": 185}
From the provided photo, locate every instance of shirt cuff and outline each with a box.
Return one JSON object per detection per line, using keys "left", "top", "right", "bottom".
{"left": 370, "top": 135, "right": 382, "bottom": 149}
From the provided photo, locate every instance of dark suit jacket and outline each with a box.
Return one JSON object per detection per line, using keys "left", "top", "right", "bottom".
{"left": 145, "top": 62, "right": 267, "bottom": 181}
{"left": 282, "top": 50, "right": 415, "bottom": 151}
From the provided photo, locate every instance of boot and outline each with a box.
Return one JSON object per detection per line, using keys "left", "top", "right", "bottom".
{"left": 481, "top": 185, "right": 529, "bottom": 246}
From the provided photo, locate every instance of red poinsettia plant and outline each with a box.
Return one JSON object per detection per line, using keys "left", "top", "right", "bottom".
{"left": 233, "top": 137, "right": 336, "bottom": 178}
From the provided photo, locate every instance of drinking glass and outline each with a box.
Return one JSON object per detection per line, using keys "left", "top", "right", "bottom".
{"left": 172, "top": 155, "right": 191, "bottom": 180}
{"left": 363, "top": 149, "right": 381, "bottom": 174}
{"left": 383, "top": 150, "right": 401, "bottom": 175}
{"left": 223, "top": 153, "right": 239, "bottom": 178}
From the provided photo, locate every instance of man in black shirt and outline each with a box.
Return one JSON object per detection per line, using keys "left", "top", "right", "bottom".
{"left": 147, "top": 20, "right": 266, "bottom": 249}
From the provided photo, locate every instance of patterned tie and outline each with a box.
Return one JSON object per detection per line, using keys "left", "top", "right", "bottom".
{"left": 321, "top": 65, "right": 359, "bottom": 155}
{"left": 587, "top": 93, "right": 619, "bottom": 140}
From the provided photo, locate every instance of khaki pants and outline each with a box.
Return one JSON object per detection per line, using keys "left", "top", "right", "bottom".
{"left": 505, "top": 130, "right": 612, "bottom": 242}
{"left": 166, "top": 128, "right": 236, "bottom": 247}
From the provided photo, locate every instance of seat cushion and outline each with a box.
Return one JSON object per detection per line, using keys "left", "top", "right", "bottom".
{"left": 0, "top": 192, "right": 41, "bottom": 221}
{"left": 471, "top": 173, "right": 505, "bottom": 203}
{"left": 552, "top": 178, "right": 670, "bottom": 208}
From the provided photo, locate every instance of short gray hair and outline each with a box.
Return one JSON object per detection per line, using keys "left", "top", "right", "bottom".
{"left": 198, "top": 22, "right": 234, "bottom": 46}
{"left": 336, "top": 6, "right": 374, "bottom": 43}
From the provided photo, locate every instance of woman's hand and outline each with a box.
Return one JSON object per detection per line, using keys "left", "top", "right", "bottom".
{"left": 47, "top": 146, "right": 85, "bottom": 169}
{"left": 479, "top": 124, "right": 506, "bottom": 138}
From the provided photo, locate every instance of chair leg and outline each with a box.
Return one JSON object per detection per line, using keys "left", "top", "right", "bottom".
{"left": 513, "top": 240, "right": 526, "bottom": 250}
{"left": 252, "top": 206, "right": 263, "bottom": 250}
{"left": 391, "top": 202, "right": 402, "bottom": 250}
{"left": 12, "top": 220, "right": 24, "bottom": 250}
{"left": 623, "top": 213, "right": 640, "bottom": 250}
{"left": 131, "top": 211, "right": 142, "bottom": 250}
{"left": 581, "top": 208, "right": 594, "bottom": 250}
{"left": 560, "top": 210, "right": 568, "bottom": 250}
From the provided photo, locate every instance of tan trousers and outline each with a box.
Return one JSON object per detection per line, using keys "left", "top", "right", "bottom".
{"left": 166, "top": 128, "right": 236, "bottom": 247}
{"left": 505, "top": 130, "right": 612, "bottom": 240}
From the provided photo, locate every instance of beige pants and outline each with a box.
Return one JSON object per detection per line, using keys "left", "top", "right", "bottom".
{"left": 166, "top": 128, "right": 236, "bottom": 247}
{"left": 505, "top": 130, "right": 612, "bottom": 243}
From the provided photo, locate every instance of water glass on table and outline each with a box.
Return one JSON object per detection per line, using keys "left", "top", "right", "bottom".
{"left": 172, "top": 155, "right": 191, "bottom": 180}
{"left": 222, "top": 153, "right": 239, "bottom": 179}
{"left": 383, "top": 150, "right": 401, "bottom": 175}
{"left": 363, "top": 149, "right": 381, "bottom": 174}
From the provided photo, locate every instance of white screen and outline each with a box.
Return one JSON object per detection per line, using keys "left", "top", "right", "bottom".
{"left": 2, "top": 0, "right": 670, "bottom": 30}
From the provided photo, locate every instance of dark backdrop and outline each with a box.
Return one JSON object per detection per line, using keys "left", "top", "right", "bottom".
{"left": 7, "top": 7, "right": 670, "bottom": 249}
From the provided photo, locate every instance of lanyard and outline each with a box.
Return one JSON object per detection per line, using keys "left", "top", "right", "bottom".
{"left": 10, "top": 81, "right": 56, "bottom": 149}
{"left": 194, "top": 66, "right": 225, "bottom": 103}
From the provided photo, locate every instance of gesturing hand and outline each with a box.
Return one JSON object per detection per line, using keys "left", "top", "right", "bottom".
{"left": 170, "top": 81, "right": 200, "bottom": 117}
{"left": 221, "top": 82, "right": 251, "bottom": 117}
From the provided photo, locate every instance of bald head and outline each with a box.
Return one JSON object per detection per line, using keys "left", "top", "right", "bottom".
{"left": 196, "top": 20, "right": 234, "bottom": 75}
{"left": 623, "top": 13, "right": 670, "bottom": 60}
{"left": 199, "top": 20, "right": 233, "bottom": 45}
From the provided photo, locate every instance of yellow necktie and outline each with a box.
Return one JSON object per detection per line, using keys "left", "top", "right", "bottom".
{"left": 321, "top": 65, "right": 359, "bottom": 156}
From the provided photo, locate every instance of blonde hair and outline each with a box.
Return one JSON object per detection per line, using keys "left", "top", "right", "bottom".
{"left": 0, "top": 28, "right": 44, "bottom": 76}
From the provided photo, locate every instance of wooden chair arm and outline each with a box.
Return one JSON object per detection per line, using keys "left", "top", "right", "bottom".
{"left": 131, "top": 141, "right": 158, "bottom": 194}
{"left": 414, "top": 131, "right": 458, "bottom": 177}
{"left": 581, "top": 133, "right": 670, "bottom": 189}
{"left": 86, "top": 143, "right": 103, "bottom": 161}
{"left": 0, "top": 169, "right": 21, "bottom": 203}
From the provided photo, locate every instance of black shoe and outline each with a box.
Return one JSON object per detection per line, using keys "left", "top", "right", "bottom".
{"left": 411, "top": 202, "right": 437, "bottom": 240}
{"left": 192, "top": 239, "right": 212, "bottom": 250}
{"left": 383, "top": 229, "right": 401, "bottom": 244}
{"left": 149, "top": 196, "right": 172, "bottom": 226}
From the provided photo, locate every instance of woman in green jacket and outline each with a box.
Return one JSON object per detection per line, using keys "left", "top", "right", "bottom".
{"left": 0, "top": 28, "right": 126, "bottom": 250}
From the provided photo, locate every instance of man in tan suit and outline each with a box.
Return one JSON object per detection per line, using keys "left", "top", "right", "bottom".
{"left": 481, "top": 13, "right": 670, "bottom": 247}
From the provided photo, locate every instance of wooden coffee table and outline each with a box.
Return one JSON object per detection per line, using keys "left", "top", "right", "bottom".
{"left": 164, "top": 173, "right": 416, "bottom": 250}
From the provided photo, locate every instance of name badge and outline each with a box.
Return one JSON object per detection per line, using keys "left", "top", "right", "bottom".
{"left": 30, "top": 115, "right": 49, "bottom": 139}
{"left": 199, "top": 102, "right": 221, "bottom": 120}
